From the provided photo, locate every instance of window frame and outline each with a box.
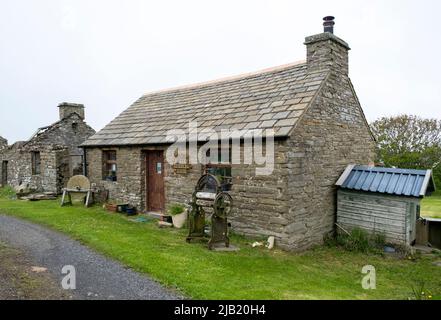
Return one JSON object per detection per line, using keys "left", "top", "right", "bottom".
{"left": 102, "top": 150, "right": 117, "bottom": 182}
{"left": 204, "top": 147, "right": 233, "bottom": 191}
{"left": 31, "top": 151, "right": 41, "bottom": 175}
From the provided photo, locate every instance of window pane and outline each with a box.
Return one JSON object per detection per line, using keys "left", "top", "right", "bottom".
{"left": 32, "top": 152, "right": 41, "bottom": 175}
{"left": 103, "top": 151, "right": 117, "bottom": 181}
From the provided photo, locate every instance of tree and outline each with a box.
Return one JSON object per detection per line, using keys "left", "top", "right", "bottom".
{"left": 370, "top": 115, "right": 441, "bottom": 188}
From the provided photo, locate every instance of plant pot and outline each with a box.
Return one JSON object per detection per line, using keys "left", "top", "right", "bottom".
{"left": 171, "top": 210, "right": 187, "bottom": 229}
{"left": 117, "top": 204, "right": 129, "bottom": 213}
{"left": 125, "top": 206, "right": 137, "bottom": 216}
{"left": 105, "top": 203, "right": 118, "bottom": 212}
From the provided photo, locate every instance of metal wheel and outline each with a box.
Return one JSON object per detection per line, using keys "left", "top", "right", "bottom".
{"left": 195, "top": 174, "right": 221, "bottom": 193}
{"left": 213, "top": 192, "right": 233, "bottom": 219}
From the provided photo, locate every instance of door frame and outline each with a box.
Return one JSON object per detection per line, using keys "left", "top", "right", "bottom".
{"left": 1, "top": 160, "right": 8, "bottom": 186}
{"left": 144, "top": 150, "right": 165, "bottom": 212}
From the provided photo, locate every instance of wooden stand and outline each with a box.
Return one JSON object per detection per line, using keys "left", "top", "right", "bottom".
{"left": 61, "top": 188, "right": 93, "bottom": 207}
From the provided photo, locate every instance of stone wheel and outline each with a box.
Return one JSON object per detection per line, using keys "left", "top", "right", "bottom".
{"left": 66, "top": 175, "right": 91, "bottom": 191}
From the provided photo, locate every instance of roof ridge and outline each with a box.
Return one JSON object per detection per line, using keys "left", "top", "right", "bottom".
{"left": 142, "top": 60, "right": 306, "bottom": 96}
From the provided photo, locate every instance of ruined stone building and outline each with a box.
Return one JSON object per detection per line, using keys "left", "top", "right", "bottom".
{"left": 81, "top": 17, "right": 376, "bottom": 250}
{"left": 0, "top": 103, "right": 95, "bottom": 193}
{"left": 0, "top": 136, "right": 7, "bottom": 150}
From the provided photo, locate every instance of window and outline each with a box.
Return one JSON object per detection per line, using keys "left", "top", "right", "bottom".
{"left": 102, "top": 150, "right": 117, "bottom": 181}
{"left": 70, "top": 155, "right": 83, "bottom": 176}
{"left": 31, "top": 152, "right": 41, "bottom": 175}
{"left": 205, "top": 148, "right": 232, "bottom": 191}
{"left": 72, "top": 122, "right": 78, "bottom": 133}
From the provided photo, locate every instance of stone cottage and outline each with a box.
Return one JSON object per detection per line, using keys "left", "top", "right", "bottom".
{"left": 81, "top": 17, "right": 376, "bottom": 250}
{"left": 0, "top": 103, "right": 95, "bottom": 193}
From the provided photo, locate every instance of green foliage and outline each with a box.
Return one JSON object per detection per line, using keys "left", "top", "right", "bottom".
{"left": 372, "top": 232, "right": 387, "bottom": 248}
{"left": 168, "top": 203, "right": 185, "bottom": 216}
{"left": 409, "top": 281, "right": 433, "bottom": 300}
{"left": 370, "top": 115, "right": 441, "bottom": 189}
{"left": 433, "top": 164, "right": 441, "bottom": 191}
{"left": 0, "top": 186, "right": 15, "bottom": 198}
{"left": 421, "top": 193, "right": 441, "bottom": 219}
{"left": 328, "top": 228, "right": 386, "bottom": 254}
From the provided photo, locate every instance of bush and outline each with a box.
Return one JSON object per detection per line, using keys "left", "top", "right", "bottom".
{"left": 168, "top": 203, "right": 185, "bottom": 216}
{"left": 433, "top": 165, "right": 441, "bottom": 191}
{"left": 0, "top": 186, "right": 16, "bottom": 198}
{"left": 328, "top": 228, "right": 386, "bottom": 254}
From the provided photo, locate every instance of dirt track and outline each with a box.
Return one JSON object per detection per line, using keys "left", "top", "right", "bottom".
{"left": 0, "top": 241, "right": 70, "bottom": 300}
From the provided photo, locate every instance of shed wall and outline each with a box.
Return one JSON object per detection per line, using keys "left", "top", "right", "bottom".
{"left": 337, "top": 189, "right": 419, "bottom": 245}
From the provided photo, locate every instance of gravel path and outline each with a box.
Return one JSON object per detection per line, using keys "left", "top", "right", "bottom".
{"left": 0, "top": 214, "right": 180, "bottom": 300}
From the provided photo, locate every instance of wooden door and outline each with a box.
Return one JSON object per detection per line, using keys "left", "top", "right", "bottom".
{"left": 1, "top": 161, "right": 7, "bottom": 186}
{"left": 146, "top": 151, "right": 165, "bottom": 212}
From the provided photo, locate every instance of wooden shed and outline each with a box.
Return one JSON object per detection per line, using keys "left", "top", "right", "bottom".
{"left": 335, "top": 165, "right": 436, "bottom": 246}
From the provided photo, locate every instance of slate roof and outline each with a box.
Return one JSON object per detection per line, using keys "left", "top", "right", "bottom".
{"left": 82, "top": 62, "right": 328, "bottom": 147}
{"left": 336, "top": 165, "right": 436, "bottom": 198}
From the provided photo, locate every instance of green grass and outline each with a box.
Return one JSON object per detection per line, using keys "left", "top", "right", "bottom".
{"left": 422, "top": 191, "right": 441, "bottom": 219}
{"left": 0, "top": 192, "right": 440, "bottom": 300}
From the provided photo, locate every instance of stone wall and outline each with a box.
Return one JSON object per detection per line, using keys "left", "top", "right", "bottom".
{"left": 27, "top": 113, "right": 95, "bottom": 158}
{"left": 86, "top": 147, "right": 144, "bottom": 206}
{"left": 86, "top": 146, "right": 205, "bottom": 210}
{"left": 0, "top": 143, "right": 28, "bottom": 188}
{"left": 280, "top": 72, "right": 376, "bottom": 251}
{"left": 84, "top": 141, "right": 290, "bottom": 240}
{"left": 0, "top": 136, "right": 7, "bottom": 150}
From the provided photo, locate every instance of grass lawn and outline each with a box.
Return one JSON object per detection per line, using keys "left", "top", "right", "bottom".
{"left": 1, "top": 190, "right": 440, "bottom": 300}
{"left": 421, "top": 191, "right": 441, "bottom": 219}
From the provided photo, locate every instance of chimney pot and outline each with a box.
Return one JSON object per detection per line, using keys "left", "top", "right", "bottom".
{"left": 323, "top": 16, "right": 335, "bottom": 34}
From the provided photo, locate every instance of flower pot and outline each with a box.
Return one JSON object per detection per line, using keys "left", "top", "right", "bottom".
{"left": 105, "top": 203, "right": 118, "bottom": 212}
{"left": 125, "top": 206, "right": 137, "bottom": 216}
{"left": 171, "top": 210, "right": 187, "bottom": 229}
{"left": 117, "top": 204, "right": 129, "bottom": 213}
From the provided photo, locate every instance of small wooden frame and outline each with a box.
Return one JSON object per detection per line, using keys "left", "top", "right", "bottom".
{"left": 61, "top": 188, "right": 93, "bottom": 207}
{"left": 172, "top": 164, "right": 192, "bottom": 174}
{"left": 60, "top": 175, "right": 94, "bottom": 207}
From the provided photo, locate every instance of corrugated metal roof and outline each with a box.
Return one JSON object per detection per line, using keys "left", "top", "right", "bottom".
{"left": 336, "top": 165, "right": 435, "bottom": 197}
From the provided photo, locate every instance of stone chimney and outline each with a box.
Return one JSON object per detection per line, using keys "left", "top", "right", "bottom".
{"left": 58, "top": 102, "right": 85, "bottom": 120}
{"left": 304, "top": 16, "right": 351, "bottom": 75}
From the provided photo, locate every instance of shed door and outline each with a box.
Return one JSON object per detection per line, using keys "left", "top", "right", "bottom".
{"left": 146, "top": 151, "right": 165, "bottom": 212}
{"left": 1, "top": 161, "right": 7, "bottom": 186}
{"left": 408, "top": 203, "right": 418, "bottom": 245}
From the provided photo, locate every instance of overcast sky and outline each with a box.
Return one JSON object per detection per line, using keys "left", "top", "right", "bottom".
{"left": 1, "top": 0, "right": 440, "bottom": 143}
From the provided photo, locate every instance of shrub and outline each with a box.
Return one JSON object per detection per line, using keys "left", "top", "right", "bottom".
{"left": 0, "top": 186, "right": 16, "bottom": 198}
{"left": 168, "top": 203, "right": 185, "bottom": 216}
{"left": 331, "top": 228, "right": 386, "bottom": 254}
